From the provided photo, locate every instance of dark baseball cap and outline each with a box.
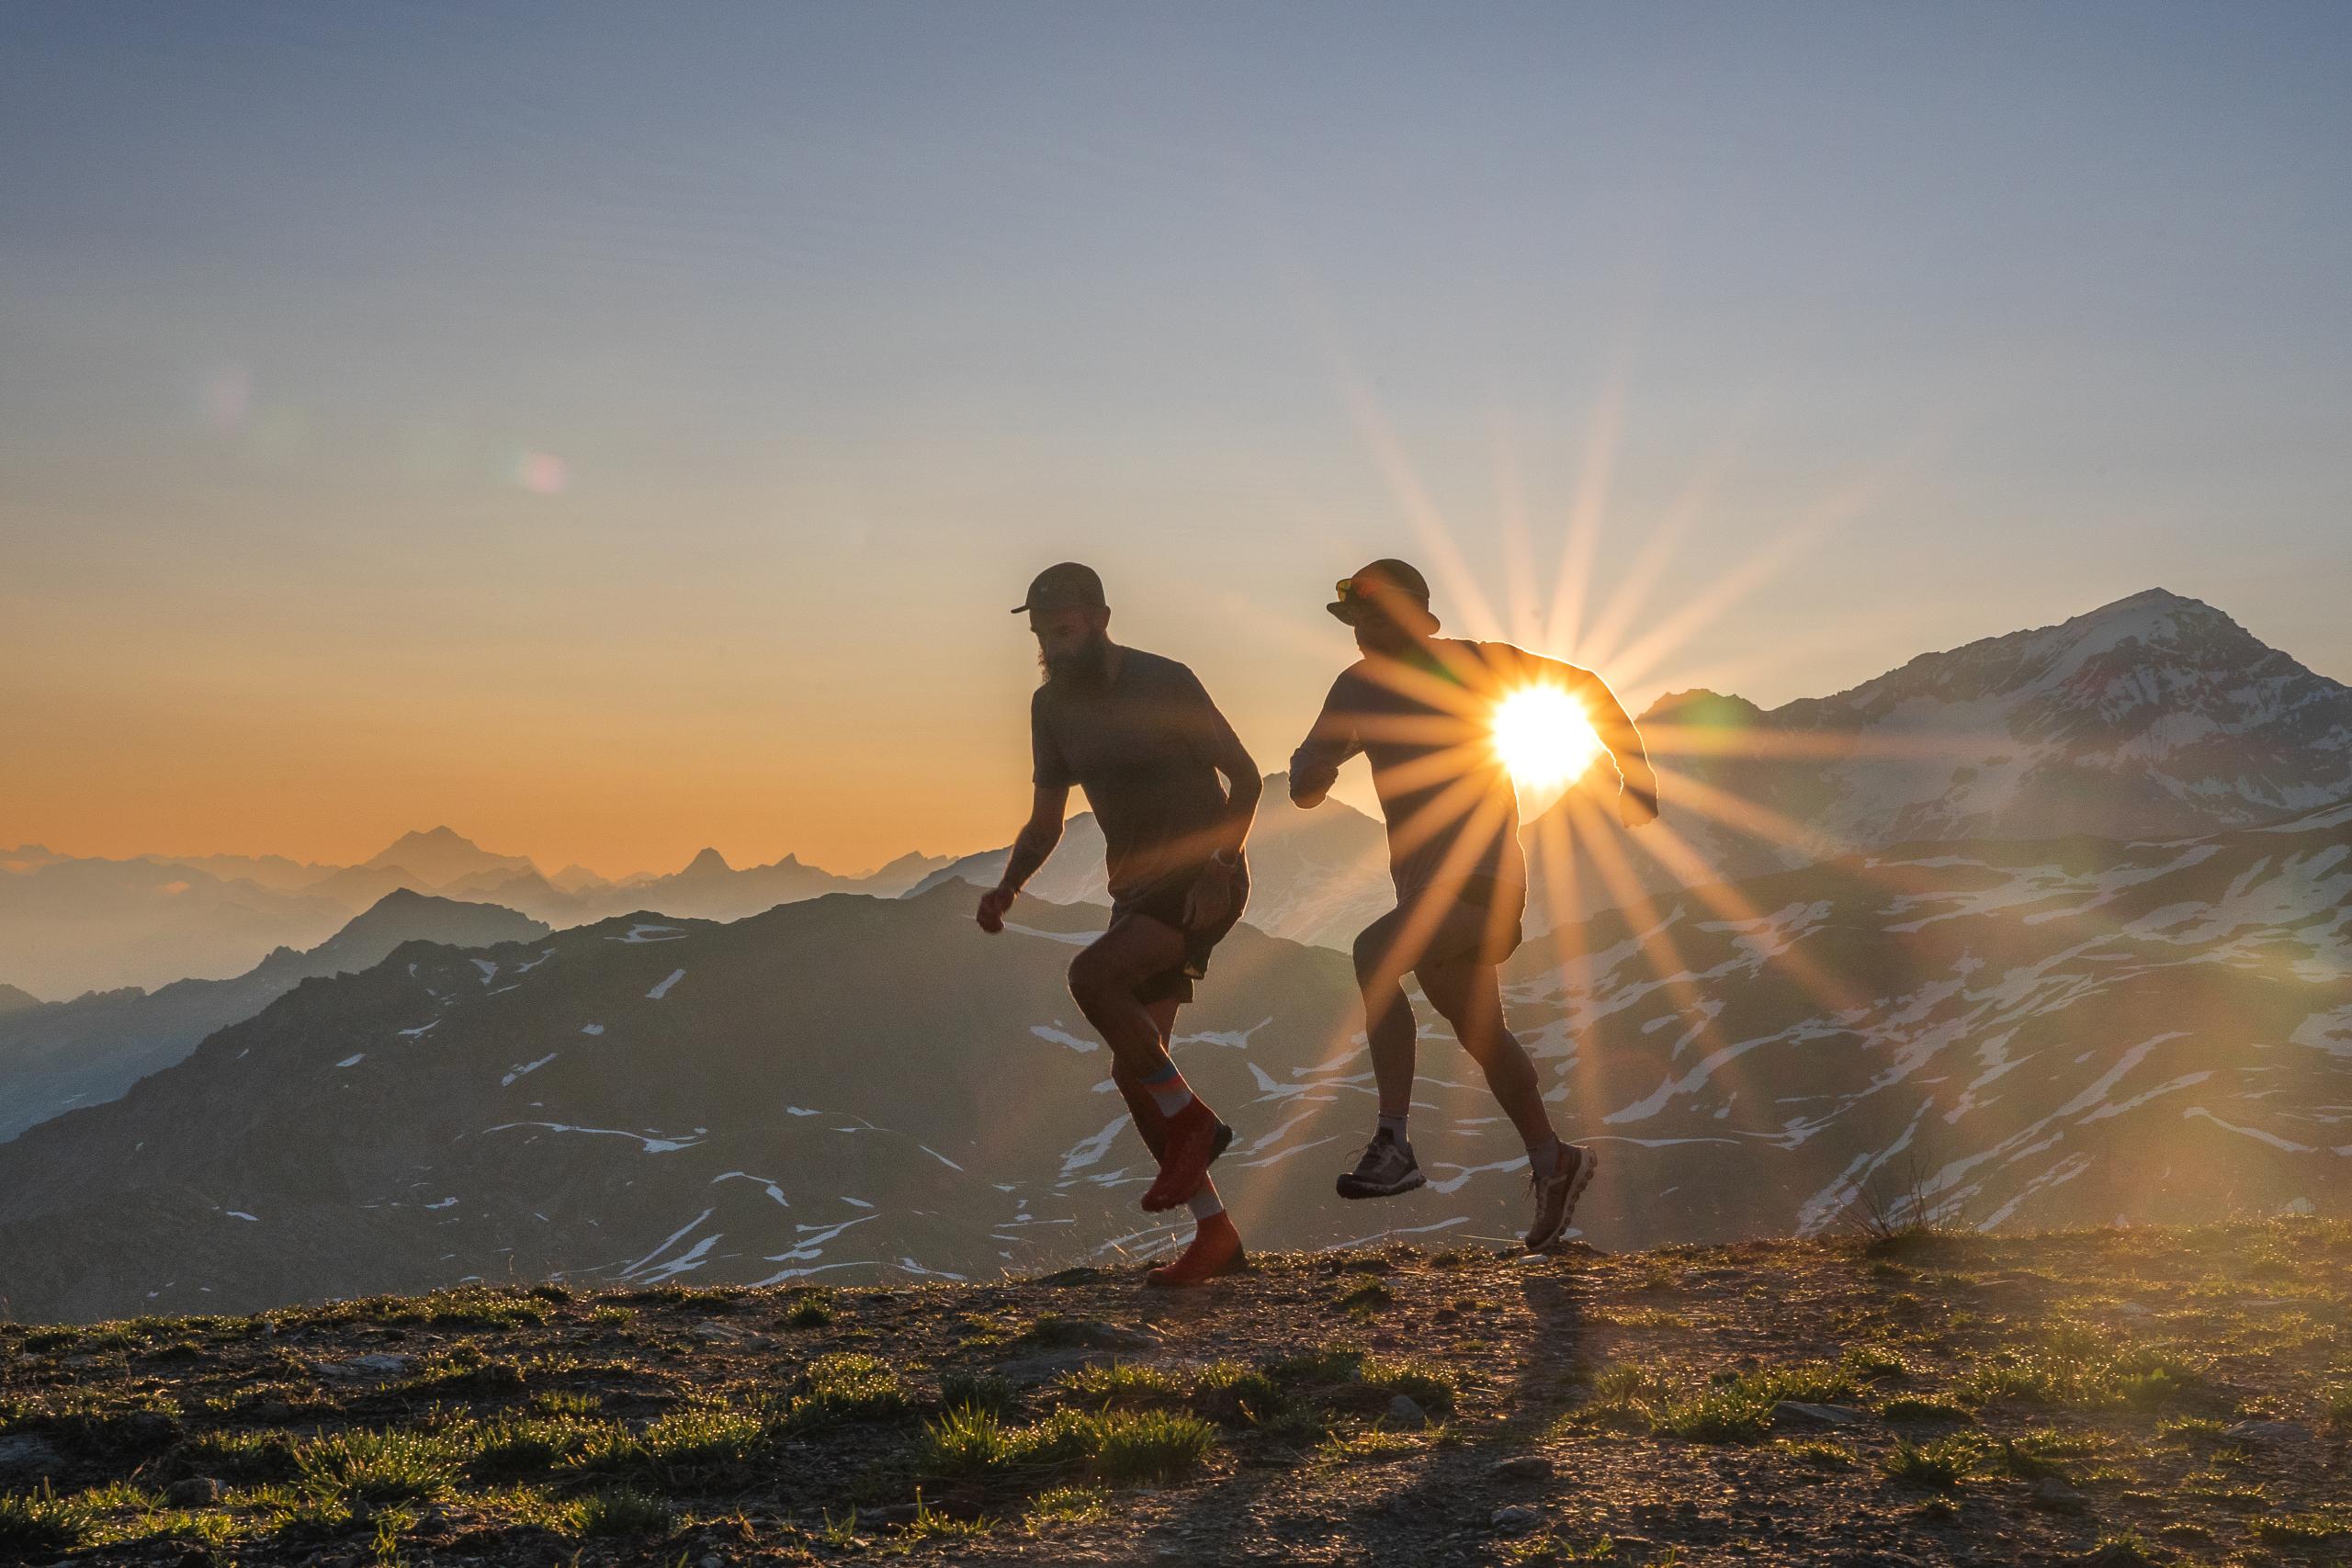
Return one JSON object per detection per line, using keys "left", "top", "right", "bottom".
{"left": 1011, "top": 561, "right": 1108, "bottom": 615}
{"left": 1328, "top": 558, "right": 1436, "bottom": 628}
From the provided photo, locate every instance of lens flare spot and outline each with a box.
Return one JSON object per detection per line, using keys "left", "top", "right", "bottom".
{"left": 1492, "top": 684, "right": 1603, "bottom": 793}
{"left": 513, "top": 450, "right": 568, "bottom": 494}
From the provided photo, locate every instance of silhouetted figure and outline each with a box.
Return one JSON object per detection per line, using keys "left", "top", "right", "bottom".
{"left": 1290, "top": 558, "right": 1657, "bottom": 1250}
{"left": 977, "top": 562, "right": 1261, "bottom": 1285}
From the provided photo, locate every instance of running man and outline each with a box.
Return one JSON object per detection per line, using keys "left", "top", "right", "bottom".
{"left": 1289, "top": 558, "right": 1658, "bottom": 1250}
{"left": 977, "top": 562, "right": 1262, "bottom": 1286}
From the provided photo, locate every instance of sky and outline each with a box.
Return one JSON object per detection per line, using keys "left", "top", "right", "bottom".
{"left": 5, "top": 2, "right": 2349, "bottom": 879}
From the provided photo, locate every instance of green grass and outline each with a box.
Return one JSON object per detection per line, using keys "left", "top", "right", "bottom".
{"left": 0, "top": 1483, "right": 94, "bottom": 1551}
{"left": 1189, "top": 1361, "right": 1290, "bottom": 1427}
{"left": 898, "top": 1491, "right": 993, "bottom": 1542}
{"left": 941, "top": 1370, "right": 1017, "bottom": 1415}
{"left": 917, "top": 1406, "right": 1213, "bottom": 1486}
{"left": 778, "top": 1353, "right": 910, "bottom": 1430}
{"left": 1883, "top": 1433, "right": 1986, "bottom": 1492}
{"left": 571, "top": 1486, "right": 671, "bottom": 1538}
{"left": 1024, "top": 1484, "right": 1109, "bottom": 1529}
{"left": 164, "top": 1427, "right": 299, "bottom": 1483}
{"left": 1058, "top": 1362, "right": 1184, "bottom": 1404}
{"left": 1957, "top": 1325, "right": 2204, "bottom": 1413}
{"left": 293, "top": 1427, "right": 462, "bottom": 1505}
{"left": 638, "top": 1404, "right": 763, "bottom": 1471}
{"left": 1648, "top": 1361, "right": 1854, "bottom": 1444}
{"left": 467, "top": 1413, "right": 606, "bottom": 1479}
{"left": 2252, "top": 1511, "right": 2352, "bottom": 1547}
{"left": 782, "top": 1289, "right": 836, "bottom": 1329}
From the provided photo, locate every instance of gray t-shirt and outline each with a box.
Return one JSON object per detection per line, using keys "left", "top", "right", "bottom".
{"left": 1031, "top": 648, "right": 1240, "bottom": 902}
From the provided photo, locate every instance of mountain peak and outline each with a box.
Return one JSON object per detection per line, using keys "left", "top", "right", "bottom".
{"left": 684, "top": 847, "right": 732, "bottom": 875}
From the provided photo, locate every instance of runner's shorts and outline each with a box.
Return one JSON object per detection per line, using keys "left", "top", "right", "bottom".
{"left": 1104, "top": 855, "right": 1251, "bottom": 1005}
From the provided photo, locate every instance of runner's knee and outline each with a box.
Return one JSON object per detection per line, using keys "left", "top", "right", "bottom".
{"left": 1351, "top": 919, "right": 1401, "bottom": 985}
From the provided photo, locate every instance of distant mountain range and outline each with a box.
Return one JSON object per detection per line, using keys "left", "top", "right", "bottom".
{"left": 2, "top": 791, "right": 2345, "bottom": 1321}
{"left": 9, "top": 588, "right": 2342, "bottom": 1006}
{"left": 0, "top": 829, "right": 954, "bottom": 1001}
{"left": 0, "top": 891, "right": 547, "bottom": 1145}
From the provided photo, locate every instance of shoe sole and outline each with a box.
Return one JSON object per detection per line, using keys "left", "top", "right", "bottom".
{"left": 1140, "top": 1121, "right": 1235, "bottom": 1213}
{"left": 1526, "top": 1146, "right": 1599, "bottom": 1253}
{"left": 1335, "top": 1170, "right": 1427, "bottom": 1201}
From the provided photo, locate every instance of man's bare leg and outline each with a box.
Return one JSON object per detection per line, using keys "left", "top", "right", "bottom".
{"left": 1349, "top": 907, "right": 1421, "bottom": 1120}
{"left": 1069, "top": 916, "right": 1230, "bottom": 1213}
{"left": 1120, "top": 997, "right": 1243, "bottom": 1285}
{"left": 1419, "top": 953, "right": 1592, "bottom": 1249}
{"left": 1069, "top": 918, "right": 1190, "bottom": 1080}
{"left": 1416, "top": 955, "right": 1554, "bottom": 1151}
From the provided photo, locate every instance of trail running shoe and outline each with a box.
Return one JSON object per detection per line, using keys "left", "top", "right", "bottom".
{"left": 1146, "top": 1212, "right": 1247, "bottom": 1287}
{"left": 1335, "top": 1127, "right": 1426, "bottom": 1200}
{"left": 1524, "top": 1142, "right": 1597, "bottom": 1252}
{"left": 1140, "top": 1101, "right": 1234, "bottom": 1212}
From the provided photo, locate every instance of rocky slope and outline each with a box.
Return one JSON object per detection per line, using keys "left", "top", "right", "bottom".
{"left": 0, "top": 892, "right": 548, "bottom": 1144}
{"left": 1, "top": 795, "right": 2345, "bottom": 1324}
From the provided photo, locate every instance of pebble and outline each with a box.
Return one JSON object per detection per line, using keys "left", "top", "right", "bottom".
{"left": 1490, "top": 1506, "right": 1544, "bottom": 1535}
{"left": 1774, "top": 1400, "right": 1866, "bottom": 1427}
{"left": 2033, "top": 1475, "right": 2087, "bottom": 1512}
{"left": 1491, "top": 1454, "right": 1554, "bottom": 1481}
{"left": 1387, "top": 1394, "right": 1429, "bottom": 1427}
{"left": 165, "top": 1477, "right": 223, "bottom": 1506}
{"left": 2222, "top": 1419, "right": 2311, "bottom": 1443}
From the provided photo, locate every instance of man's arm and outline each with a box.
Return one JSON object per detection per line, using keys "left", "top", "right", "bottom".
{"left": 978, "top": 784, "right": 1069, "bottom": 932}
{"left": 1194, "top": 686, "right": 1262, "bottom": 859}
{"left": 1288, "top": 673, "right": 1360, "bottom": 809}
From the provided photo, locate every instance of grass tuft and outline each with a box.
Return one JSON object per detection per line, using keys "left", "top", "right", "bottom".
{"left": 0, "top": 1483, "right": 93, "bottom": 1551}
{"left": 293, "top": 1427, "right": 461, "bottom": 1505}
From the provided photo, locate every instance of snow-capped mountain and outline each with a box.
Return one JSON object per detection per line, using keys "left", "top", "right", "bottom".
{"left": 1528, "top": 588, "right": 2352, "bottom": 923}
{"left": 4, "top": 799, "right": 2344, "bottom": 1321}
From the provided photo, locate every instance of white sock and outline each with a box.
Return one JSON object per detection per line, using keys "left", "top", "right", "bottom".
{"left": 1377, "top": 1111, "right": 1410, "bottom": 1144}
{"left": 1527, "top": 1134, "right": 1563, "bottom": 1178}
{"left": 1141, "top": 1061, "right": 1195, "bottom": 1118}
{"left": 1185, "top": 1178, "right": 1226, "bottom": 1223}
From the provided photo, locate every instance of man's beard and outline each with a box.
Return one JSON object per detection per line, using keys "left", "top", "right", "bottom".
{"left": 1040, "top": 637, "right": 1114, "bottom": 689}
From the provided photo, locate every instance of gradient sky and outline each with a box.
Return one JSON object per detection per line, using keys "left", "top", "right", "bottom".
{"left": 6, "top": 2, "right": 2349, "bottom": 878}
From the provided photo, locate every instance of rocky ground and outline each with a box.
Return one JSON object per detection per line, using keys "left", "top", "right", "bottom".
{"left": 4, "top": 1219, "right": 2347, "bottom": 1566}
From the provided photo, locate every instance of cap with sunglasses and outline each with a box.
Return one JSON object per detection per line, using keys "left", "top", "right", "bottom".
{"left": 1327, "top": 558, "right": 1437, "bottom": 629}
{"left": 1011, "top": 561, "right": 1108, "bottom": 615}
